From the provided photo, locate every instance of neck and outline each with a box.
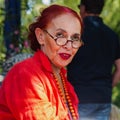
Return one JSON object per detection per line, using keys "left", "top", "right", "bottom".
{"left": 83, "top": 13, "right": 99, "bottom": 18}
{"left": 51, "top": 64, "right": 61, "bottom": 75}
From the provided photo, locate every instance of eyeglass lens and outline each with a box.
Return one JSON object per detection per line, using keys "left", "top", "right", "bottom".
{"left": 44, "top": 30, "right": 83, "bottom": 48}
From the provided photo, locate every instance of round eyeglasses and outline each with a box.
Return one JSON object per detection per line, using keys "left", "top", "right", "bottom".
{"left": 44, "top": 30, "right": 84, "bottom": 49}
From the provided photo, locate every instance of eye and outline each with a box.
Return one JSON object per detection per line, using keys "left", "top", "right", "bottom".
{"left": 72, "top": 34, "right": 81, "bottom": 41}
{"left": 55, "top": 32, "right": 65, "bottom": 38}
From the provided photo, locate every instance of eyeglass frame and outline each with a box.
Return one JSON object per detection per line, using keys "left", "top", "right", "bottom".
{"left": 44, "top": 30, "right": 84, "bottom": 49}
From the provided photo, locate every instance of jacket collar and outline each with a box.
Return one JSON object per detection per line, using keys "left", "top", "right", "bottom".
{"left": 33, "top": 50, "right": 66, "bottom": 74}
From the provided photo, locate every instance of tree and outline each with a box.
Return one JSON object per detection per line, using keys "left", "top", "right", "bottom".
{"left": 102, "top": 0, "right": 120, "bottom": 38}
{"left": 4, "top": 0, "right": 21, "bottom": 58}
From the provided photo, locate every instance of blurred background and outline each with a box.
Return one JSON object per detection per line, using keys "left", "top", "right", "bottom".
{"left": 0, "top": 0, "right": 120, "bottom": 108}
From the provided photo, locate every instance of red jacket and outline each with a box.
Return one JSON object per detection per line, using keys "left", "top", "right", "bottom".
{"left": 0, "top": 50, "right": 79, "bottom": 120}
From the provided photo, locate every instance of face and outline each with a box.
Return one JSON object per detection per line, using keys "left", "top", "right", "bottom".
{"left": 80, "top": 5, "right": 86, "bottom": 18}
{"left": 35, "top": 14, "right": 82, "bottom": 68}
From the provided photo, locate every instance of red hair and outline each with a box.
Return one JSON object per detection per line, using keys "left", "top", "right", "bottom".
{"left": 28, "top": 4, "right": 83, "bottom": 51}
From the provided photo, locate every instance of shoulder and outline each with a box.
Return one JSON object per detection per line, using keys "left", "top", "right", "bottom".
{"left": 2, "top": 55, "right": 46, "bottom": 90}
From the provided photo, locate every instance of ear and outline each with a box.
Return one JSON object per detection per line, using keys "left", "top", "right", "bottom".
{"left": 35, "top": 28, "right": 45, "bottom": 45}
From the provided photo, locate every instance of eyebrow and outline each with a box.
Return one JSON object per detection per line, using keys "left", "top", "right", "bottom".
{"left": 55, "top": 28, "right": 81, "bottom": 36}
{"left": 56, "top": 28, "right": 66, "bottom": 32}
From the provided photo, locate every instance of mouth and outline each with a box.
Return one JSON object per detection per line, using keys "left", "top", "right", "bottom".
{"left": 59, "top": 53, "right": 71, "bottom": 60}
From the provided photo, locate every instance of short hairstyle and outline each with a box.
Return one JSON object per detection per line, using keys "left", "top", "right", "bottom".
{"left": 79, "top": 0, "right": 104, "bottom": 14}
{"left": 28, "top": 4, "right": 83, "bottom": 51}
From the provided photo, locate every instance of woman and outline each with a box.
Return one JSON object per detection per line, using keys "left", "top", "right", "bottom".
{"left": 0, "top": 4, "right": 83, "bottom": 120}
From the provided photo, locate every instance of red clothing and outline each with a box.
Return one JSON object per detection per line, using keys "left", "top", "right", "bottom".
{"left": 0, "top": 50, "right": 79, "bottom": 120}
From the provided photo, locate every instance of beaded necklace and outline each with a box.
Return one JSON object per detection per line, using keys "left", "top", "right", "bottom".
{"left": 53, "top": 72, "right": 78, "bottom": 120}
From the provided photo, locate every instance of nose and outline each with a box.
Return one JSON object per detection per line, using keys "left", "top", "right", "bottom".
{"left": 64, "top": 40, "right": 72, "bottom": 49}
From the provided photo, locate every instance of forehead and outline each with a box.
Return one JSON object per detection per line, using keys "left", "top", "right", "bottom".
{"left": 48, "top": 14, "right": 81, "bottom": 33}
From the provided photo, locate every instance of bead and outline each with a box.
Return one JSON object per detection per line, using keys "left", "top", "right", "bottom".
{"left": 53, "top": 72, "right": 78, "bottom": 120}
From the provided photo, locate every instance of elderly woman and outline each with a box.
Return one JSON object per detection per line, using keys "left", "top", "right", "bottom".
{"left": 0, "top": 4, "right": 83, "bottom": 120}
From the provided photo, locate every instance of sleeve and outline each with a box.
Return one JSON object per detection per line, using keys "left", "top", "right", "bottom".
{"left": 4, "top": 65, "right": 59, "bottom": 120}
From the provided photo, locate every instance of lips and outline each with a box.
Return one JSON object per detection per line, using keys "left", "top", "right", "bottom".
{"left": 59, "top": 53, "right": 71, "bottom": 60}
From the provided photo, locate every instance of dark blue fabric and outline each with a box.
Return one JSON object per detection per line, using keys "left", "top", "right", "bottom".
{"left": 67, "top": 16, "right": 120, "bottom": 103}
{"left": 78, "top": 103, "right": 111, "bottom": 120}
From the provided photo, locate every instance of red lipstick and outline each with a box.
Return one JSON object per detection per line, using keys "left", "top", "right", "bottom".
{"left": 59, "top": 53, "right": 71, "bottom": 60}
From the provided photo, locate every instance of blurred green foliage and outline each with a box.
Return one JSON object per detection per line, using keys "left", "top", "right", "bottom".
{"left": 112, "top": 83, "right": 120, "bottom": 107}
{"left": 0, "top": 0, "right": 120, "bottom": 107}
{"left": 102, "top": 0, "right": 120, "bottom": 38}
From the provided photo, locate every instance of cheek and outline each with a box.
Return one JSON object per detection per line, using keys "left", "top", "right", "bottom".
{"left": 72, "top": 49, "right": 78, "bottom": 56}
{"left": 49, "top": 42, "right": 57, "bottom": 53}
{"left": 68, "top": 49, "right": 78, "bottom": 63}
{"left": 45, "top": 39, "right": 59, "bottom": 59}
{"left": 69, "top": 49, "right": 78, "bottom": 60}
